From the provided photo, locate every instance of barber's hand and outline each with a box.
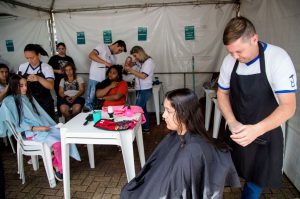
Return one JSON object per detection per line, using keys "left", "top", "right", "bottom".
{"left": 105, "top": 62, "right": 113, "bottom": 67}
{"left": 230, "top": 124, "right": 260, "bottom": 147}
{"left": 228, "top": 120, "right": 245, "bottom": 134}
{"left": 124, "top": 65, "right": 132, "bottom": 72}
{"left": 27, "top": 74, "right": 39, "bottom": 82}
{"left": 110, "top": 81, "right": 118, "bottom": 89}
{"left": 33, "top": 126, "right": 51, "bottom": 132}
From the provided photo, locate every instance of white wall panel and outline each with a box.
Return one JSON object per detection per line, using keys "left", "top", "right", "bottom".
{"left": 54, "top": 5, "right": 235, "bottom": 97}
{"left": 0, "top": 16, "right": 51, "bottom": 72}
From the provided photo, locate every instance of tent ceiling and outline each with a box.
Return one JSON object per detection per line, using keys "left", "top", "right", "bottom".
{"left": 0, "top": 0, "right": 238, "bottom": 13}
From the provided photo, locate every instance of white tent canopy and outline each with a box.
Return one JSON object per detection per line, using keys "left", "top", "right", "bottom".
{"left": 0, "top": 0, "right": 300, "bottom": 191}
{"left": 0, "top": 0, "right": 237, "bottom": 91}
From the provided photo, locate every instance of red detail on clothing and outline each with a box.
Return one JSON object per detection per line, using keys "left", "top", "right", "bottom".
{"left": 103, "top": 80, "right": 128, "bottom": 107}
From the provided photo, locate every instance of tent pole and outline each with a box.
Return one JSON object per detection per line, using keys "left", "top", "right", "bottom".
{"left": 48, "top": 12, "right": 56, "bottom": 55}
{"left": 192, "top": 56, "right": 195, "bottom": 92}
{"left": 53, "top": 1, "right": 238, "bottom": 13}
{"left": 48, "top": 0, "right": 56, "bottom": 55}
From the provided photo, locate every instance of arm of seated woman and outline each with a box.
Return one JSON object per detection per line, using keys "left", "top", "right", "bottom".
{"left": 96, "top": 81, "right": 118, "bottom": 98}
{"left": 102, "top": 92, "right": 124, "bottom": 101}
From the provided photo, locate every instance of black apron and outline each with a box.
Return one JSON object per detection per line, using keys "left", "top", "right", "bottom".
{"left": 23, "top": 63, "right": 55, "bottom": 119}
{"left": 226, "top": 42, "right": 283, "bottom": 188}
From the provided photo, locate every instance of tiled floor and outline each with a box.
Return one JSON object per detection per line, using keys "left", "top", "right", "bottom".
{"left": 1, "top": 114, "right": 300, "bottom": 198}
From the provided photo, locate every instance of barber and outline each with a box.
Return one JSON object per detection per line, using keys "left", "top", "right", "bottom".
{"left": 217, "top": 16, "right": 297, "bottom": 199}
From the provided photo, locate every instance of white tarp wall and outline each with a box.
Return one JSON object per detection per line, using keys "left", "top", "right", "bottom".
{"left": 0, "top": 2, "right": 51, "bottom": 72}
{"left": 54, "top": 4, "right": 236, "bottom": 96}
{"left": 241, "top": 0, "right": 300, "bottom": 191}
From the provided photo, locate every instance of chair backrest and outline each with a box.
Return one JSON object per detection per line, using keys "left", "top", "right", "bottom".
{"left": 5, "top": 120, "right": 22, "bottom": 143}
{"left": 5, "top": 120, "right": 43, "bottom": 151}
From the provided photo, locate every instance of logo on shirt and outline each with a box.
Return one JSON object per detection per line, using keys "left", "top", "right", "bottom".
{"left": 289, "top": 74, "right": 295, "bottom": 87}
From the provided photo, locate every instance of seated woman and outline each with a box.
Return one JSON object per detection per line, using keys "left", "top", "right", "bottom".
{"left": 0, "top": 75, "right": 80, "bottom": 181}
{"left": 120, "top": 88, "right": 240, "bottom": 199}
{"left": 58, "top": 62, "right": 85, "bottom": 122}
{"left": 0, "top": 63, "right": 9, "bottom": 106}
{"left": 95, "top": 65, "right": 128, "bottom": 108}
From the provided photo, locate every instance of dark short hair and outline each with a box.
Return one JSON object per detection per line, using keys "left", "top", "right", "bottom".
{"left": 112, "top": 40, "right": 127, "bottom": 52}
{"left": 106, "top": 64, "right": 123, "bottom": 81}
{"left": 0, "top": 63, "right": 9, "bottom": 71}
{"left": 56, "top": 42, "right": 66, "bottom": 49}
{"left": 223, "top": 16, "right": 256, "bottom": 45}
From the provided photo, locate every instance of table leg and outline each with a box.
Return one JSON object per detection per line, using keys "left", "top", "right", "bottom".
{"left": 62, "top": 141, "right": 70, "bottom": 199}
{"left": 212, "top": 99, "right": 222, "bottom": 139}
{"left": 205, "top": 95, "right": 213, "bottom": 131}
{"left": 136, "top": 124, "right": 145, "bottom": 167}
{"left": 153, "top": 88, "right": 160, "bottom": 125}
{"left": 120, "top": 132, "right": 136, "bottom": 182}
{"left": 87, "top": 144, "right": 95, "bottom": 168}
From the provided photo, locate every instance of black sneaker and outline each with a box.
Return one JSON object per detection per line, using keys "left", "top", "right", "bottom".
{"left": 54, "top": 171, "right": 63, "bottom": 181}
{"left": 142, "top": 129, "right": 150, "bottom": 134}
{"left": 82, "top": 106, "right": 91, "bottom": 113}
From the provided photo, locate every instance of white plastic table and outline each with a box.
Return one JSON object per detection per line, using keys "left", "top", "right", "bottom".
{"left": 60, "top": 112, "right": 146, "bottom": 199}
{"left": 128, "top": 83, "right": 161, "bottom": 125}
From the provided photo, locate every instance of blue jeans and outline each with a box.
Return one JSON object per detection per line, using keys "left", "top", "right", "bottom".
{"left": 136, "top": 89, "right": 152, "bottom": 130}
{"left": 85, "top": 79, "right": 99, "bottom": 110}
{"left": 242, "top": 182, "right": 262, "bottom": 199}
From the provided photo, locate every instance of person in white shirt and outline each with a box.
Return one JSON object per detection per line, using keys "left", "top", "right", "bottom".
{"left": 84, "top": 40, "right": 127, "bottom": 111}
{"left": 18, "top": 44, "right": 55, "bottom": 119}
{"left": 217, "top": 16, "right": 297, "bottom": 199}
{"left": 124, "top": 46, "right": 156, "bottom": 133}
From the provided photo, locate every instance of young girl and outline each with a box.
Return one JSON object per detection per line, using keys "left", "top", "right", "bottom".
{"left": 0, "top": 75, "right": 80, "bottom": 181}
{"left": 121, "top": 88, "right": 240, "bottom": 198}
{"left": 59, "top": 62, "right": 85, "bottom": 122}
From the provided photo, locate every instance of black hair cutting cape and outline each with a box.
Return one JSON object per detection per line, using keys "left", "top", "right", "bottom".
{"left": 120, "top": 132, "right": 240, "bottom": 199}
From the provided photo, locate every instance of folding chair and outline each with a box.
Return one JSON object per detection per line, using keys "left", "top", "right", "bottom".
{"left": 5, "top": 121, "right": 56, "bottom": 188}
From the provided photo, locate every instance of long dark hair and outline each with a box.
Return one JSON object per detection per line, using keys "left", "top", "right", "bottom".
{"left": 24, "top": 44, "right": 48, "bottom": 56}
{"left": 165, "top": 88, "right": 227, "bottom": 150}
{"left": 63, "top": 62, "right": 77, "bottom": 81}
{"left": 7, "top": 74, "right": 40, "bottom": 126}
